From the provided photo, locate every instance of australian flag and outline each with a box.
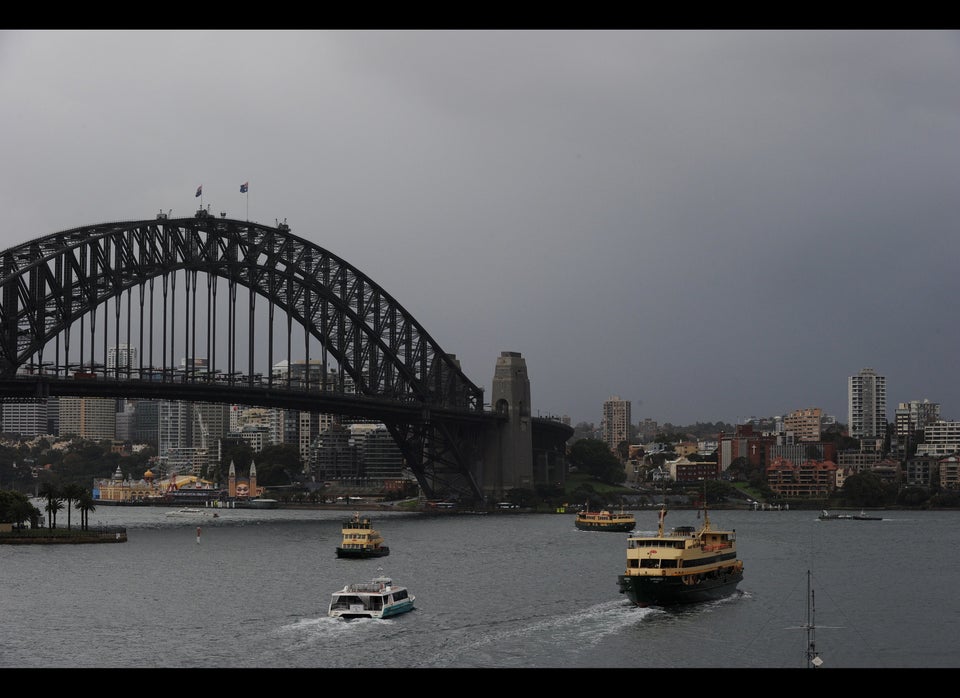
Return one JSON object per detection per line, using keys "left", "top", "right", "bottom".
{"left": 195, "top": 185, "right": 202, "bottom": 198}
{"left": 240, "top": 182, "right": 248, "bottom": 193}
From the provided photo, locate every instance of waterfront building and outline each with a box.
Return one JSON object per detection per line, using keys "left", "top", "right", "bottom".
{"left": 837, "top": 447, "right": 881, "bottom": 474}
{"left": 228, "top": 459, "right": 263, "bottom": 498}
{"left": 904, "top": 454, "right": 937, "bottom": 487}
{"left": 92, "top": 465, "right": 158, "bottom": 503}
{"left": 848, "top": 367, "right": 887, "bottom": 439}
{"left": 938, "top": 455, "right": 960, "bottom": 490}
{"left": 765, "top": 456, "right": 837, "bottom": 498}
{"left": 870, "top": 458, "right": 902, "bottom": 486}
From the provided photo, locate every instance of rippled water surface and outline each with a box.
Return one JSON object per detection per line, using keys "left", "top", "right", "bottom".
{"left": 2, "top": 506, "right": 955, "bottom": 668}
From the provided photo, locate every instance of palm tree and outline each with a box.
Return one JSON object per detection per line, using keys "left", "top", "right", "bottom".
{"left": 76, "top": 490, "right": 96, "bottom": 531}
{"left": 61, "top": 483, "right": 85, "bottom": 530}
{"left": 45, "top": 498, "right": 64, "bottom": 529}
{"left": 36, "top": 480, "right": 61, "bottom": 529}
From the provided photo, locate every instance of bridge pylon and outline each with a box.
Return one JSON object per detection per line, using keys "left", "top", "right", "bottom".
{"left": 481, "top": 351, "right": 534, "bottom": 501}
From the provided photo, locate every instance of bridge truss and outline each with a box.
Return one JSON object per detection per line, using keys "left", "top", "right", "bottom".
{"left": 0, "top": 210, "right": 495, "bottom": 502}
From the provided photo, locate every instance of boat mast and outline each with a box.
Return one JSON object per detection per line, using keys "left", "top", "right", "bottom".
{"left": 700, "top": 479, "right": 711, "bottom": 531}
{"left": 806, "top": 570, "right": 823, "bottom": 668}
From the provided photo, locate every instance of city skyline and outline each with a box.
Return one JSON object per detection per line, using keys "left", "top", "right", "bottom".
{"left": 2, "top": 30, "right": 958, "bottom": 426}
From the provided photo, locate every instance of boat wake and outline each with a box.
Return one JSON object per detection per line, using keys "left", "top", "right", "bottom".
{"left": 415, "top": 599, "right": 657, "bottom": 667}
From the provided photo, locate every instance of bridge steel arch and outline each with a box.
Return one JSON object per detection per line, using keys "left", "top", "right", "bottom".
{"left": 0, "top": 211, "right": 503, "bottom": 503}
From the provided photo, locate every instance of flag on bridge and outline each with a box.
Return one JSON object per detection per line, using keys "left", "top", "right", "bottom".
{"left": 240, "top": 182, "right": 248, "bottom": 193}
{"left": 195, "top": 185, "right": 202, "bottom": 198}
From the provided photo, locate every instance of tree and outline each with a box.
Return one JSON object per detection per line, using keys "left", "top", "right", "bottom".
{"left": 221, "top": 442, "right": 254, "bottom": 477}
{"left": 0, "top": 489, "right": 41, "bottom": 529}
{"left": 37, "top": 480, "right": 61, "bottom": 529}
{"left": 255, "top": 444, "right": 303, "bottom": 486}
{"left": 840, "top": 471, "right": 887, "bottom": 507}
{"left": 568, "top": 438, "right": 627, "bottom": 485}
{"left": 61, "top": 483, "right": 85, "bottom": 530}
{"left": 76, "top": 490, "right": 96, "bottom": 531}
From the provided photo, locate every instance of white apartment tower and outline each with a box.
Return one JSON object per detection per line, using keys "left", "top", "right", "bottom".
{"left": 107, "top": 344, "right": 137, "bottom": 374}
{"left": 602, "top": 396, "right": 631, "bottom": 455}
{"left": 848, "top": 368, "right": 887, "bottom": 439}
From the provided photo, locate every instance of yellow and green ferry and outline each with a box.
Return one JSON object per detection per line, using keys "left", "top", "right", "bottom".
{"left": 618, "top": 503, "right": 743, "bottom": 607}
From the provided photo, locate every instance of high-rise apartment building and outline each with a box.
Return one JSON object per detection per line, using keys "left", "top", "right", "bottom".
{"left": 602, "top": 396, "right": 631, "bottom": 454}
{"left": 107, "top": 344, "right": 137, "bottom": 373}
{"left": 58, "top": 396, "right": 117, "bottom": 440}
{"left": 1, "top": 399, "right": 49, "bottom": 437}
{"left": 848, "top": 368, "right": 887, "bottom": 439}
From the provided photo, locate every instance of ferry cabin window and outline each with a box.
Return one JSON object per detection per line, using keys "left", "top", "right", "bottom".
{"left": 630, "top": 539, "right": 682, "bottom": 549}
{"left": 635, "top": 558, "right": 677, "bottom": 569}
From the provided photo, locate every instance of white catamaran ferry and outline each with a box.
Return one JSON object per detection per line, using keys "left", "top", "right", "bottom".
{"left": 328, "top": 572, "right": 415, "bottom": 620}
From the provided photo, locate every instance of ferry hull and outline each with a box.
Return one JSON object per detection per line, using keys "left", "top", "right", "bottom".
{"left": 617, "top": 570, "right": 743, "bottom": 607}
{"left": 335, "top": 546, "right": 390, "bottom": 559}
{"left": 575, "top": 521, "right": 635, "bottom": 532}
{"left": 329, "top": 598, "right": 414, "bottom": 620}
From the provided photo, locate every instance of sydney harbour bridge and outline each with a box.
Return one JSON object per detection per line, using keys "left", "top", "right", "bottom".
{"left": 0, "top": 208, "right": 572, "bottom": 504}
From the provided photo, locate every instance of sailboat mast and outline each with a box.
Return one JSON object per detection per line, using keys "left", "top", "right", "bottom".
{"left": 806, "top": 569, "right": 820, "bottom": 668}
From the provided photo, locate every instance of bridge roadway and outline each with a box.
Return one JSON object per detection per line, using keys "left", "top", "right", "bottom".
{"left": 0, "top": 372, "right": 501, "bottom": 427}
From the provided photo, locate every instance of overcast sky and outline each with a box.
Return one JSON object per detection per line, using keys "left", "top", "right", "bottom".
{"left": 1, "top": 30, "right": 958, "bottom": 428}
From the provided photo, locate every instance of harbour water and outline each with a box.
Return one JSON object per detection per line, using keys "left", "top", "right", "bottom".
{"left": 2, "top": 505, "right": 956, "bottom": 670}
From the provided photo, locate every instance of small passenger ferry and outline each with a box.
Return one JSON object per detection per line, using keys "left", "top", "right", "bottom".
{"left": 328, "top": 572, "right": 415, "bottom": 619}
{"left": 575, "top": 506, "right": 636, "bottom": 532}
{"left": 618, "top": 503, "right": 743, "bottom": 607}
{"left": 336, "top": 512, "right": 390, "bottom": 559}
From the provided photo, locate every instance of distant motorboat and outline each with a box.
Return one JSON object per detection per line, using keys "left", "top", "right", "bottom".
{"left": 165, "top": 508, "right": 219, "bottom": 518}
{"left": 818, "top": 509, "right": 882, "bottom": 521}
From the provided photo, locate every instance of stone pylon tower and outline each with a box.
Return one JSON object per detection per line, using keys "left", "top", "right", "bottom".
{"left": 482, "top": 351, "right": 533, "bottom": 500}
